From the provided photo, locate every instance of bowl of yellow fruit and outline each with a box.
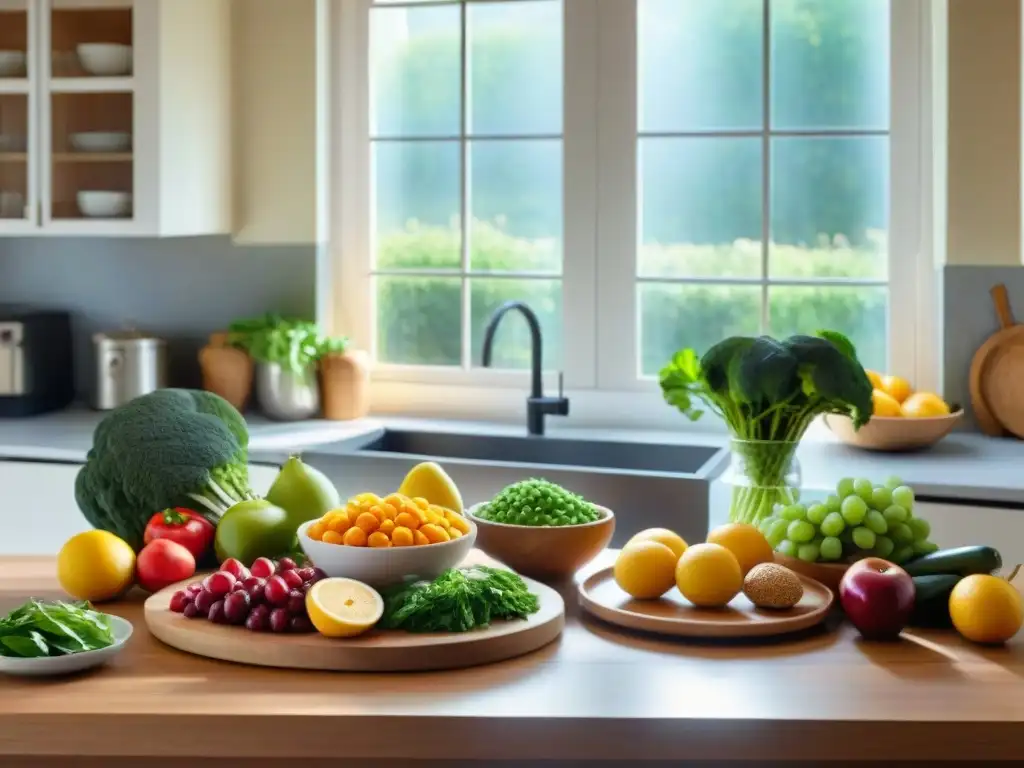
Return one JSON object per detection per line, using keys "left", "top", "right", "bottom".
{"left": 824, "top": 370, "right": 963, "bottom": 451}
{"left": 298, "top": 492, "right": 476, "bottom": 588}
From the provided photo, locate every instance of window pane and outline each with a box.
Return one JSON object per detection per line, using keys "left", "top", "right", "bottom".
{"left": 638, "top": 0, "right": 763, "bottom": 133}
{"left": 468, "top": 0, "right": 562, "bottom": 136}
{"left": 371, "top": 5, "right": 460, "bottom": 138}
{"left": 768, "top": 285, "right": 887, "bottom": 371}
{"left": 470, "top": 139, "right": 561, "bottom": 273}
{"left": 639, "top": 283, "right": 761, "bottom": 376}
{"left": 771, "top": 0, "right": 890, "bottom": 130}
{"left": 374, "top": 141, "right": 461, "bottom": 270}
{"left": 376, "top": 276, "right": 462, "bottom": 365}
{"left": 770, "top": 136, "right": 887, "bottom": 279}
{"left": 470, "top": 278, "right": 562, "bottom": 370}
{"left": 639, "top": 137, "right": 761, "bottom": 279}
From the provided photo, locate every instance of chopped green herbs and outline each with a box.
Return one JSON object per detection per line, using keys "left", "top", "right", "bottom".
{"left": 380, "top": 566, "right": 540, "bottom": 633}
{"left": 0, "top": 599, "right": 115, "bottom": 658}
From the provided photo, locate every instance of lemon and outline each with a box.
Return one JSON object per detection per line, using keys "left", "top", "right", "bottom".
{"left": 901, "top": 391, "right": 951, "bottom": 418}
{"left": 949, "top": 574, "right": 1023, "bottom": 644}
{"left": 675, "top": 543, "right": 743, "bottom": 608}
{"left": 872, "top": 388, "right": 903, "bottom": 417}
{"left": 706, "top": 523, "right": 773, "bottom": 575}
{"left": 397, "top": 462, "right": 463, "bottom": 515}
{"left": 865, "top": 369, "right": 884, "bottom": 389}
{"left": 880, "top": 374, "right": 913, "bottom": 404}
{"left": 306, "top": 578, "right": 384, "bottom": 638}
{"left": 625, "top": 527, "right": 688, "bottom": 559}
{"left": 57, "top": 530, "right": 136, "bottom": 603}
{"left": 613, "top": 541, "right": 678, "bottom": 599}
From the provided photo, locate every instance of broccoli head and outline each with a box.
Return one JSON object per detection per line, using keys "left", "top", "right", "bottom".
{"left": 75, "top": 389, "right": 255, "bottom": 550}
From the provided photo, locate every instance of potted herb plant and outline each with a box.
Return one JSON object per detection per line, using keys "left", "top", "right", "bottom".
{"left": 227, "top": 314, "right": 348, "bottom": 421}
{"left": 658, "top": 331, "right": 873, "bottom": 527}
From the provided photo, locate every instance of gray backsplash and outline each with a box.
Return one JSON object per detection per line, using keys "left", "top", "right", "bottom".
{"left": 0, "top": 236, "right": 316, "bottom": 399}
{"left": 943, "top": 264, "right": 1024, "bottom": 429}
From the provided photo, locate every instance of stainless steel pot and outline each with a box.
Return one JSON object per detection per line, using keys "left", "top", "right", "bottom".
{"left": 93, "top": 331, "right": 168, "bottom": 410}
{"left": 255, "top": 362, "right": 320, "bottom": 420}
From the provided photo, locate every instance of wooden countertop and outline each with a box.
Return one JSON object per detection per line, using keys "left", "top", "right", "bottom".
{"left": 1, "top": 555, "right": 1023, "bottom": 765}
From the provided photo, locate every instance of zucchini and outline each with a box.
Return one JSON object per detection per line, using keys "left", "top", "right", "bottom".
{"left": 909, "top": 573, "right": 961, "bottom": 627}
{"left": 904, "top": 545, "right": 1002, "bottom": 578}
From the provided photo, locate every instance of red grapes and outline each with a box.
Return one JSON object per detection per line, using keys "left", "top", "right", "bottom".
{"left": 168, "top": 557, "right": 322, "bottom": 633}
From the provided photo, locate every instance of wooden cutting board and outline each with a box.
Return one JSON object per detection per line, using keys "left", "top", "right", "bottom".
{"left": 145, "top": 572, "right": 565, "bottom": 672}
{"left": 970, "top": 284, "right": 1024, "bottom": 436}
{"left": 982, "top": 340, "right": 1024, "bottom": 439}
{"left": 578, "top": 566, "right": 833, "bottom": 639}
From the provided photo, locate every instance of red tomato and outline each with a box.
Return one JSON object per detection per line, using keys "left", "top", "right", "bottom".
{"left": 136, "top": 539, "right": 196, "bottom": 593}
{"left": 143, "top": 507, "right": 215, "bottom": 559}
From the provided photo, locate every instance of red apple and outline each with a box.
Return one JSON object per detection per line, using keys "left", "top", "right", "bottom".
{"left": 839, "top": 557, "right": 916, "bottom": 640}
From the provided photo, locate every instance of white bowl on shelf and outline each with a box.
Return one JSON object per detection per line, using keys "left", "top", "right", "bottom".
{"left": 297, "top": 518, "right": 477, "bottom": 589}
{"left": 0, "top": 50, "right": 26, "bottom": 77}
{"left": 0, "top": 615, "right": 133, "bottom": 678}
{"left": 0, "top": 135, "right": 26, "bottom": 153}
{"left": 70, "top": 132, "right": 132, "bottom": 153}
{"left": 77, "top": 191, "right": 132, "bottom": 219}
{"left": 76, "top": 44, "right": 132, "bottom": 77}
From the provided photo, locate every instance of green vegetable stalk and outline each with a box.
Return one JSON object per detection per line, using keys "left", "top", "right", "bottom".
{"left": 659, "top": 331, "right": 873, "bottom": 526}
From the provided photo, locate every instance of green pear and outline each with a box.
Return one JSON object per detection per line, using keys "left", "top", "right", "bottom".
{"left": 265, "top": 455, "right": 342, "bottom": 529}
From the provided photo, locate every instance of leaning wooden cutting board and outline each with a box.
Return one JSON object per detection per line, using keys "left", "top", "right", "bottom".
{"left": 969, "top": 284, "right": 1024, "bottom": 436}
{"left": 145, "top": 572, "right": 565, "bottom": 672}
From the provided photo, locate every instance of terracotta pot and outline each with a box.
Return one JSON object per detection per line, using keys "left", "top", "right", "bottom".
{"left": 208, "top": 331, "right": 231, "bottom": 348}
{"left": 319, "top": 350, "right": 370, "bottom": 420}
{"left": 198, "top": 344, "right": 254, "bottom": 411}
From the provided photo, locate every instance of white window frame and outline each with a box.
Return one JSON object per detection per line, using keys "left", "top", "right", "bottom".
{"left": 322, "top": 0, "right": 938, "bottom": 430}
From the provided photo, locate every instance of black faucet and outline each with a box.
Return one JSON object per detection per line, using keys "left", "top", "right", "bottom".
{"left": 481, "top": 300, "right": 569, "bottom": 436}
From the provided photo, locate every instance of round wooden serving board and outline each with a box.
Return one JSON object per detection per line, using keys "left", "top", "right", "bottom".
{"left": 144, "top": 575, "right": 565, "bottom": 672}
{"left": 578, "top": 566, "right": 833, "bottom": 639}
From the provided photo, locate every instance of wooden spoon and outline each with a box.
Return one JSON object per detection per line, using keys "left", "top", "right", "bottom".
{"left": 968, "top": 284, "right": 1024, "bottom": 436}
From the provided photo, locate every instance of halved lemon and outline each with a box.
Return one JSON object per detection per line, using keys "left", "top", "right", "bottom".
{"left": 306, "top": 578, "right": 384, "bottom": 638}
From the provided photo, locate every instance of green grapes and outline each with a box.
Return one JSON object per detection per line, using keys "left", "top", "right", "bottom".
{"left": 806, "top": 503, "right": 828, "bottom": 525}
{"left": 882, "top": 504, "right": 908, "bottom": 525}
{"left": 852, "top": 526, "right": 876, "bottom": 550}
{"left": 909, "top": 517, "right": 931, "bottom": 541}
{"left": 864, "top": 509, "right": 888, "bottom": 535}
{"left": 820, "top": 536, "right": 843, "bottom": 561}
{"left": 768, "top": 476, "right": 935, "bottom": 567}
{"left": 787, "top": 520, "right": 816, "bottom": 543}
{"left": 820, "top": 512, "right": 845, "bottom": 537}
{"left": 840, "top": 496, "right": 868, "bottom": 525}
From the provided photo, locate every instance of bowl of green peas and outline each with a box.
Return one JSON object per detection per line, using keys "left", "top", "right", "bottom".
{"left": 467, "top": 479, "right": 615, "bottom": 581}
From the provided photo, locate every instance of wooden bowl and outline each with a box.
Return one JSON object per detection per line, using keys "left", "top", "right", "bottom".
{"left": 466, "top": 503, "right": 615, "bottom": 582}
{"left": 824, "top": 409, "right": 964, "bottom": 452}
{"left": 773, "top": 552, "right": 849, "bottom": 594}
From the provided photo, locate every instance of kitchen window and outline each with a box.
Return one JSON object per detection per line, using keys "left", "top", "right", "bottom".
{"left": 328, "top": 0, "right": 936, "bottom": 426}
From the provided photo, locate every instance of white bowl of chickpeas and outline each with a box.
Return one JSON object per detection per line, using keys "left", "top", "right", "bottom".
{"left": 297, "top": 492, "right": 477, "bottom": 588}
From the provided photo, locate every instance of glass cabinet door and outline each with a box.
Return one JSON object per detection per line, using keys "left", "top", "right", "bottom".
{"left": 0, "top": 2, "right": 30, "bottom": 223}
{"left": 49, "top": 1, "right": 134, "bottom": 221}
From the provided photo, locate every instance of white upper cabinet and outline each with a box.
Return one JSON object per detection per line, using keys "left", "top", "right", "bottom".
{"left": 0, "top": 0, "right": 231, "bottom": 237}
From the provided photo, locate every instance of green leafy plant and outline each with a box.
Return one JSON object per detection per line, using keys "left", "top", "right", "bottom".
{"left": 228, "top": 314, "right": 348, "bottom": 375}
{"left": 380, "top": 566, "right": 540, "bottom": 633}
{"left": 0, "top": 599, "right": 115, "bottom": 657}
{"left": 659, "top": 331, "right": 873, "bottom": 526}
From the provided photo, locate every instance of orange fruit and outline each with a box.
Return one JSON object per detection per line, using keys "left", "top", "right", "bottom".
{"left": 901, "top": 392, "right": 951, "bottom": 418}
{"left": 871, "top": 388, "right": 903, "bottom": 417}
{"left": 614, "top": 541, "right": 678, "bottom": 599}
{"left": 880, "top": 374, "right": 913, "bottom": 403}
{"left": 865, "top": 369, "right": 884, "bottom": 389}
{"left": 675, "top": 543, "right": 743, "bottom": 607}
{"left": 949, "top": 575, "right": 1023, "bottom": 644}
{"left": 625, "top": 528, "right": 688, "bottom": 559}
{"left": 706, "top": 523, "right": 773, "bottom": 575}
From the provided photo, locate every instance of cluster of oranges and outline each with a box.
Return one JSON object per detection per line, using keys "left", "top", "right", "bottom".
{"left": 866, "top": 370, "right": 951, "bottom": 419}
{"left": 306, "top": 492, "right": 471, "bottom": 548}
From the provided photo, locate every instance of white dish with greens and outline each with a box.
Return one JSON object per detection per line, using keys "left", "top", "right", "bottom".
{"left": 0, "top": 599, "right": 133, "bottom": 677}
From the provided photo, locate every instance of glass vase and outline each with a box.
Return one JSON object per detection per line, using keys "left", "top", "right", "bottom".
{"left": 724, "top": 439, "right": 801, "bottom": 527}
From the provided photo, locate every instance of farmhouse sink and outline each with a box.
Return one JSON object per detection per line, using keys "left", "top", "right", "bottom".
{"left": 260, "top": 427, "right": 729, "bottom": 548}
